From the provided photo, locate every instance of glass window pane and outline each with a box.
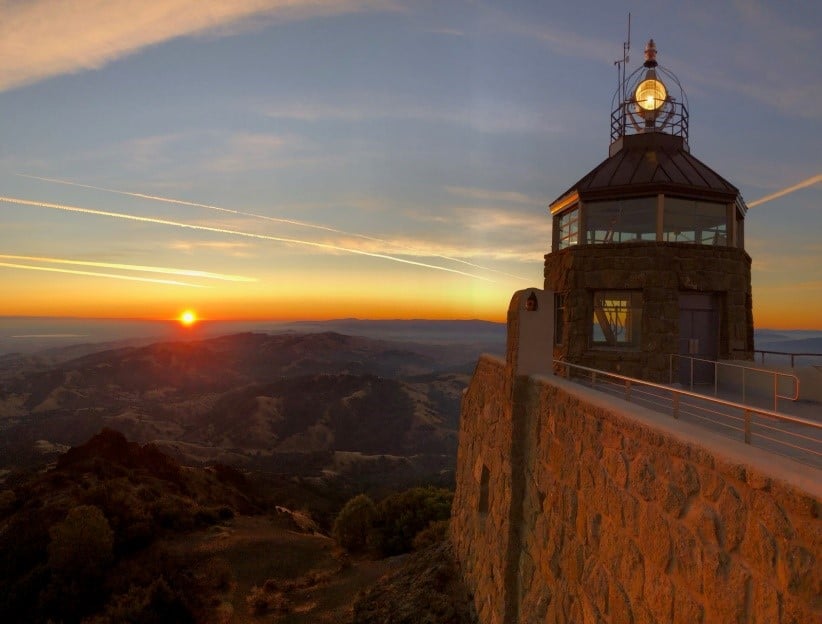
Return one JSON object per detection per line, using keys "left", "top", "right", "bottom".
{"left": 663, "top": 198, "right": 727, "bottom": 245}
{"left": 584, "top": 197, "right": 656, "bottom": 244}
{"left": 555, "top": 205, "right": 579, "bottom": 250}
{"left": 591, "top": 291, "right": 642, "bottom": 347}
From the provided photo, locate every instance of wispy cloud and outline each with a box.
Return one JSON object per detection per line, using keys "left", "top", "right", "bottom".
{"left": 747, "top": 174, "right": 822, "bottom": 208}
{"left": 0, "top": 195, "right": 496, "bottom": 282}
{"left": 167, "top": 240, "right": 254, "bottom": 256}
{"left": 0, "top": 254, "right": 256, "bottom": 282}
{"left": 0, "top": 0, "right": 400, "bottom": 92}
{"left": 262, "top": 96, "right": 565, "bottom": 134}
{"left": 18, "top": 174, "right": 533, "bottom": 279}
{"left": 480, "top": 8, "right": 617, "bottom": 65}
{"left": 662, "top": 2, "right": 821, "bottom": 118}
{"left": 202, "top": 132, "right": 317, "bottom": 173}
{"left": 0, "top": 261, "right": 204, "bottom": 288}
{"left": 446, "top": 186, "right": 540, "bottom": 206}
{"left": 335, "top": 234, "right": 544, "bottom": 265}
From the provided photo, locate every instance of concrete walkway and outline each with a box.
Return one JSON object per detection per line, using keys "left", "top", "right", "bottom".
{"left": 571, "top": 375, "right": 822, "bottom": 470}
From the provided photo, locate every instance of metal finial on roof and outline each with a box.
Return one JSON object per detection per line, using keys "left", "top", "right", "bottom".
{"left": 644, "top": 39, "right": 658, "bottom": 67}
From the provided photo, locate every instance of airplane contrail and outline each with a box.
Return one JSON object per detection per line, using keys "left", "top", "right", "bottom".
{"left": 747, "top": 173, "right": 822, "bottom": 208}
{"left": 0, "top": 261, "right": 205, "bottom": 287}
{"left": 0, "top": 254, "right": 256, "bottom": 282}
{"left": 17, "top": 174, "right": 530, "bottom": 281}
{"left": 0, "top": 196, "right": 495, "bottom": 282}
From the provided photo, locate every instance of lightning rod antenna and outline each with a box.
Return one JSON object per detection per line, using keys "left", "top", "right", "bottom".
{"left": 614, "top": 13, "right": 631, "bottom": 103}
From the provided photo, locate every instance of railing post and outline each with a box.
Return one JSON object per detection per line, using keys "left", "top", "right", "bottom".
{"left": 689, "top": 357, "right": 694, "bottom": 392}
{"left": 714, "top": 361, "right": 718, "bottom": 397}
{"left": 672, "top": 393, "right": 679, "bottom": 419}
{"left": 773, "top": 374, "right": 778, "bottom": 412}
{"left": 592, "top": 371, "right": 597, "bottom": 386}
{"left": 744, "top": 409, "right": 751, "bottom": 444}
{"left": 742, "top": 369, "right": 747, "bottom": 405}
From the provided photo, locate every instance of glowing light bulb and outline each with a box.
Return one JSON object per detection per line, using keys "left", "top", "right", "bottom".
{"left": 635, "top": 79, "right": 667, "bottom": 111}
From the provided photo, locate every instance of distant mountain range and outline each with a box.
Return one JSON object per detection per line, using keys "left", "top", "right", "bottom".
{"left": 0, "top": 331, "right": 488, "bottom": 486}
{"left": 0, "top": 317, "right": 507, "bottom": 356}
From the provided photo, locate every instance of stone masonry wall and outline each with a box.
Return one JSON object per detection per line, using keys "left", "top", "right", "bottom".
{"left": 544, "top": 242, "right": 754, "bottom": 381}
{"left": 450, "top": 355, "right": 515, "bottom": 624}
{"left": 451, "top": 361, "right": 821, "bottom": 623}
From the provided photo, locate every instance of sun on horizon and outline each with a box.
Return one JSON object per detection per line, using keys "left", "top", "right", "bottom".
{"left": 179, "top": 310, "right": 197, "bottom": 327}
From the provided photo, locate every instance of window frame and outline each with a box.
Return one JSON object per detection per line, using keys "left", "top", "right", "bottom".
{"left": 590, "top": 290, "right": 643, "bottom": 349}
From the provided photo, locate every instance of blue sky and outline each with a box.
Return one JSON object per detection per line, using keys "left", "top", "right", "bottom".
{"left": 0, "top": 0, "right": 819, "bottom": 326}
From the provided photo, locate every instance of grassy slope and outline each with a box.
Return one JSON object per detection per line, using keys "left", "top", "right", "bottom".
{"left": 175, "top": 514, "right": 404, "bottom": 623}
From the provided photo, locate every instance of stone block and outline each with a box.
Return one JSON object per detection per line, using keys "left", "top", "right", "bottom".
{"left": 643, "top": 572, "right": 674, "bottom": 620}
{"left": 620, "top": 490, "right": 641, "bottom": 535}
{"left": 582, "top": 560, "right": 610, "bottom": 619}
{"left": 629, "top": 454, "right": 657, "bottom": 501}
{"left": 639, "top": 504, "right": 672, "bottom": 571}
{"left": 609, "top": 580, "right": 633, "bottom": 624}
{"left": 672, "top": 461, "right": 700, "bottom": 497}
{"left": 740, "top": 520, "right": 777, "bottom": 576}
{"left": 685, "top": 501, "right": 720, "bottom": 548}
{"left": 630, "top": 602, "right": 656, "bottom": 624}
{"left": 603, "top": 447, "right": 629, "bottom": 487}
{"left": 779, "top": 544, "right": 815, "bottom": 598}
{"left": 716, "top": 483, "right": 747, "bottom": 550}
{"left": 781, "top": 593, "right": 820, "bottom": 624}
{"left": 672, "top": 587, "right": 704, "bottom": 624}
{"left": 751, "top": 490, "right": 795, "bottom": 541}
{"left": 659, "top": 482, "right": 687, "bottom": 518}
{"left": 702, "top": 548, "right": 750, "bottom": 622}
{"left": 715, "top": 457, "right": 747, "bottom": 483}
{"left": 751, "top": 580, "right": 780, "bottom": 624}
{"left": 672, "top": 523, "right": 703, "bottom": 593}
{"left": 699, "top": 468, "right": 724, "bottom": 502}
{"left": 617, "top": 538, "right": 645, "bottom": 599}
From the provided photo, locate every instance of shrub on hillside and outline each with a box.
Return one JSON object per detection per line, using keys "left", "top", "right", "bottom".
{"left": 372, "top": 487, "right": 453, "bottom": 557}
{"left": 85, "top": 576, "right": 194, "bottom": 624}
{"left": 412, "top": 519, "right": 450, "bottom": 551}
{"left": 48, "top": 504, "right": 114, "bottom": 576}
{"left": 42, "top": 505, "right": 115, "bottom": 620}
{"left": 332, "top": 494, "right": 377, "bottom": 552}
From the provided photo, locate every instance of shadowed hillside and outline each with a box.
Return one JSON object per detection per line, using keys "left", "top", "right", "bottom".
{"left": 0, "top": 332, "right": 471, "bottom": 488}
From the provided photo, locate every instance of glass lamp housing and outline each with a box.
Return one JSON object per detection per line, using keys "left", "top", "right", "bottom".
{"left": 635, "top": 79, "right": 667, "bottom": 111}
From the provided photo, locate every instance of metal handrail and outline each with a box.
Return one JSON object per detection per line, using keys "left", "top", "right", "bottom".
{"left": 668, "top": 354, "right": 800, "bottom": 411}
{"left": 731, "top": 349, "right": 822, "bottom": 367}
{"left": 755, "top": 350, "right": 822, "bottom": 367}
{"left": 552, "top": 359, "right": 821, "bottom": 452}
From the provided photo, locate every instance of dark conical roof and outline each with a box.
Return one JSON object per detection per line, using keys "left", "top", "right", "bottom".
{"left": 551, "top": 132, "right": 738, "bottom": 207}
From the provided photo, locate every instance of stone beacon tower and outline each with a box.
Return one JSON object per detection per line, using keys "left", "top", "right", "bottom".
{"left": 451, "top": 38, "right": 819, "bottom": 624}
{"left": 546, "top": 39, "right": 753, "bottom": 382}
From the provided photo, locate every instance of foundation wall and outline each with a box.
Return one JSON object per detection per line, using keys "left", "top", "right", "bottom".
{"left": 451, "top": 359, "right": 821, "bottom": 623}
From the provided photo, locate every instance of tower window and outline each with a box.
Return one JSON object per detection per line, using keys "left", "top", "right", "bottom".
{"left": 591, "top": 291, "right": 643, "bottom": 348}
{"left": 555, "top": 205, "right": 579, "bottom": 250}
{"left": 585, "top": 197, "right": 657, "bottom": 244}
{"left": 663, "top": 198, "right": 727, "bottom": 245}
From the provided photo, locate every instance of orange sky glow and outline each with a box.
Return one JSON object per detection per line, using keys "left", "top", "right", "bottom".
{"left": 0, "top": 1, "right": 819, "bottom": 331}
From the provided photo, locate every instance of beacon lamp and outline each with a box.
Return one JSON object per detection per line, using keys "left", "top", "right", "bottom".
{"left": 635, "top": 78, "right": 667, "bottom": 111}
